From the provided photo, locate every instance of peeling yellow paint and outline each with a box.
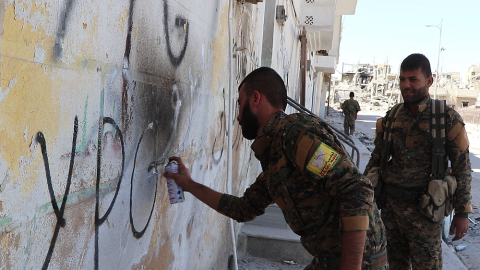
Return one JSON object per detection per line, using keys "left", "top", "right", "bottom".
{"left": 202, "top": 230, "right": 212, "bottom": 246}
{"left": 209, "top": 7, "right": 229, "bottom": 96}
{"left": 117, "top": 7, "right": 129, "bottom": 31}
{"left": 1, "top": 3, "right": 54, "bottom": 61}
{"left": 1, "top": 233, "right": 9, "bottom": 250}
{"left": 30, "top": 0, "right": 49, "bottom": 16}
{"left": 79, "top": 14, "right": 100, "bottom": 58}
{"left": 0, "top": 56, "right": 59, "bottom": 195}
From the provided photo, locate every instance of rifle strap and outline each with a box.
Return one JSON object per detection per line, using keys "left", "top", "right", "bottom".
{"left": 380, "top": 103, "right": 403, "bottom": 178}
{"left": 431, "top": 99, "right": 447, "bottom": 179}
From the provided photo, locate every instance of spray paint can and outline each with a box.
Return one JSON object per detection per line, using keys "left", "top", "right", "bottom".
{"left": 165, "top": 160, "right": 185, "bottom": 204}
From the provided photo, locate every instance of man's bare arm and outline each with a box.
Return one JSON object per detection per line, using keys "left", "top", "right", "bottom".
{"left": 340, "top": 230, "right": 366, "bottom": 270}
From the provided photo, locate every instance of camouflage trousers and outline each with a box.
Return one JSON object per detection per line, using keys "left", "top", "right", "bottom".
{"left": 343, "top": 118, "right": 356, "bottom": 135}
{"left": 382, "top": 196, "right": 443, "bottom": 270}
{"left": 304, "top": 249, "right": 389, "bottom": 270}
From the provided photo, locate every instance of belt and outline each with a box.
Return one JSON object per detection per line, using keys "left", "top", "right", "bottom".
{"left": 315, "top": 247, "right": 387, "bottom": 270}
{"left": 384, "top": 183, "right": 423, "bottom": 202}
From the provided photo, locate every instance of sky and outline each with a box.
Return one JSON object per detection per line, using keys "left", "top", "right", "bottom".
{"left": 337, "top": 0, "right": 480, "bottom": 80}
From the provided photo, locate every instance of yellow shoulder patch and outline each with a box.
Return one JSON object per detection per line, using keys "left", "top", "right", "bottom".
{"left": 306, "top": 143, "right": 341, "bottom": 178}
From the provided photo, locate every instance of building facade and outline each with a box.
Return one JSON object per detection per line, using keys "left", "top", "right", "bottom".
{"left": 0, "top": 0, "right": 356, "bottom": 268}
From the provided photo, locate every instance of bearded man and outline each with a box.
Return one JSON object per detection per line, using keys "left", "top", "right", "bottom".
{"left": 364, "top": 53, "right": 472, "bottom": 269}
{"left": 165, "top": 67, "right": 388, "bottom": 270}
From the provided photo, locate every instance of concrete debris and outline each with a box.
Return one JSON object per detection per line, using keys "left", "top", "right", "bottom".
{"left": 456, "top": 244, "right": 467, "bottom": 252}
{"left": 468, "top": 217, "right": 478, "bottom": 225}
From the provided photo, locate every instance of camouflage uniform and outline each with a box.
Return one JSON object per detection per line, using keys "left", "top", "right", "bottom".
{"left": 341, "top": 98, "right": 360, "bottom": 135}
{"left": 218, "top": 112, "right": 387, "bottom": 270}
{"left": 364, "top": 96, "right": 472, "bottom": 269}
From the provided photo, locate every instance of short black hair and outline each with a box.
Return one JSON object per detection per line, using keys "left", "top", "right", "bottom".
{"left": 400, "top": 53, "right": 432, "bottom": 78}
{"left": 349, "top": 92, "right": 354, "bottom": 97}
{"left": 238, "top": 67, "right": 287, "bottom": 110}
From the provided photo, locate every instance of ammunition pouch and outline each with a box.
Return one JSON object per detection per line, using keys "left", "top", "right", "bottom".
{"left": 419, "top": 99, "right": 456, "bottom": 222}
{"left": 419, "top": 175, "right": 457, "bottom": 222}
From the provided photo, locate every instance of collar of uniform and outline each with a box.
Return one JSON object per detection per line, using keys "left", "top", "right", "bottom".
{"left": 418, "top": 95, "right": 431, "bottom": 113}
{"left": 262, "top": 111, "right": 287, "bottom": 137}
{"left": 250, "top": 111, "right": 286, "bottom": 157}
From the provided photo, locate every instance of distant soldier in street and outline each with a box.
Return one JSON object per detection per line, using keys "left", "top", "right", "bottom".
{"left": 364, "top": 53, "right": 472, "bottom": 269}
{"left": 341, "top": 92, "right": 360, "bottom": 135}
{"left": 165, "top": 67, "right": 388, "bottom": 270}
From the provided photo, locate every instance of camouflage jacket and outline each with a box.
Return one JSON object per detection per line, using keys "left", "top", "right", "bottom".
{"left": 218, "top": 111, "right": 386, "bottom": 257}
{"left": 364, "top": 96, "right": 472, "bottom": 215}
{"left": 341, "top": 98, "right": 360, "bottom": 120}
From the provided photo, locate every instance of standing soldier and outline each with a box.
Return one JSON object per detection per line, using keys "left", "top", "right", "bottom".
{"left": 364, "top": 53, "right": 472, "bottom": 269}
{"left": 341, "top": 92, "right": 360, "bottom": 135}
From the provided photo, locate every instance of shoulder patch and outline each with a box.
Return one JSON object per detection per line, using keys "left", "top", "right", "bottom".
{"left": 375, "top": 118, "right": 383, "bottom": 133}
{"left": 306, "top": 143, "right": 341, "bottom": 178}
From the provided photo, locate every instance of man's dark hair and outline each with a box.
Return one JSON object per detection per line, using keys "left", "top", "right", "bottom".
{"left": 238, "top": 67, "right": 287, "bottom": 110}
{"left": 349, "top": 92, "right": 354, "bottom": 98}
{"left": 400, "top": 53, "right": 432, "bottom": 78}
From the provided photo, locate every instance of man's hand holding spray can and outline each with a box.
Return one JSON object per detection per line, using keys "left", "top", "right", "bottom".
{"left": 165, "top": 160, "right": 185, "bottom": 204}
{"left": 148, "top": 158, "right": 185, "bottom": 204}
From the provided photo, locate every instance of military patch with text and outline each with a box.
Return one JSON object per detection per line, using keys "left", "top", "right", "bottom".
{"left": 306, "top": 143, "right": 340, "bottom": 177}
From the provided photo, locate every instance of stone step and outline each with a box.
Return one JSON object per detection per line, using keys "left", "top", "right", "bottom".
{"left": 237, "top": 223, "right": 313, "bottom": 265}
{"left": 246, "top": 204, "right": 287, "bottom": 228}
{"left": 236, "top": 204, "right": 313, "bottom": 265}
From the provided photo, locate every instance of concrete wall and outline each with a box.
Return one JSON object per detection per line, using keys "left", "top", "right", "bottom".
{"left": 0, "top": 0, "right": 320, "bottom": 269}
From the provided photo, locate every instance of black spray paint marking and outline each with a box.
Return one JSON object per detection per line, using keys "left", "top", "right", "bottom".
{"left": 38, "top": 117, "right": 162, "bottom": 269}
{"left": 54, "top": 0, "right": 76, "bottom": 60}
{"left": 38, "top": 0, "right": 192, "bottom": 266}
{"left": 212, "top": 88, "right": 227, "bottom": 165}
{"left": 39, "top": 116, "right": 78, "bottom": 270}
{"left": 163, "top": 1, "right": 189, "bottom": 67}
{"left": 129, "top": 124, "right": 157, "bottom": 238}
{"left": 95, "top": 117, "right": 125, "bottom": 270}
{"left": 121, "top": 0, "right": 137, "bottom": 131}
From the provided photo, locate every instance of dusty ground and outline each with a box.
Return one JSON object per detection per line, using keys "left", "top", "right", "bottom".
{"left": 237, "top": 253, "right": 307, "bottom": 270}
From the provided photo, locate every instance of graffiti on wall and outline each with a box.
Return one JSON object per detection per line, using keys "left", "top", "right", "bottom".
{"left": 0, "top": 0, "right": 247, "bottom": 268}
{"left": 34, "top": 0, "right": 194, "bottom": 269}
{"left": 37, "top": 117, "right": 79, "bottom": 270}
{"left": 37, "top": 116, "right": 170, "bottom": 269}
{"left": 37, "top": 117, "right": 123, "bottom": 270}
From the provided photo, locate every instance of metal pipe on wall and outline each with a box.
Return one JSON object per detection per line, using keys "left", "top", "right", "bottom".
{"left": 227, "top": 0, "right": 238, "bottom": 269}
{"left": 300, "top": 27, "right": 307, "bottom": 106}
